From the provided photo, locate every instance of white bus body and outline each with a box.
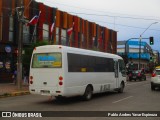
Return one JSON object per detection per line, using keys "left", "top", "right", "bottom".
{"left": 29, "top": 45, "right": 127, "bottom": 100}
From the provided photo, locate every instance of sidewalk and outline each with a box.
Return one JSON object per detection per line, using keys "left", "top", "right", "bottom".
{"left": 0, "top": 83, "right": 30, "bottom": 98}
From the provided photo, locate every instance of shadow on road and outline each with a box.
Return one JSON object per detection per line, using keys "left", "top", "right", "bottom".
{"left": 35, "top": 91, "right": 120, "bottom": 105}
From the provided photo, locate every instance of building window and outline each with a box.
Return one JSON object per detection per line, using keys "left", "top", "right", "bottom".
{"left": 43, "top": 24, "right": 49, "bottom": 41}
{"left": 23, "top": 22, "right": 30, "bottom": 44}
{"left": 9, "top": 16, "right": 14, "bottom": 42}
{"left": 81, "top": 34, "right": 84, "bottom": 47}
{"left": 56, "top": 27, "right": 59, "bottom": 44}
{"left": 61, "top": 29, "right": 66, "bottom": 45}
{"left": 70, "top": 31, "right": 75, "bottom": 46}
{"left": 0, "top": 15, "right": 2, "bottom": 41}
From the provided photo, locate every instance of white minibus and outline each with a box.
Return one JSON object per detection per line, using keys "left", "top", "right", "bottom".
{"left": 29, "top": 45, "right": 127, "bottom": 100}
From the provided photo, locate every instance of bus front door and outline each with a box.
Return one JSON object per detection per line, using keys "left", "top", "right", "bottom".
{"left": 114, "top": 61, "right": 119, "bottom": 88}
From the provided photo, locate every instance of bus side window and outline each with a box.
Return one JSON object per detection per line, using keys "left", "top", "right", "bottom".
{"left": 118, "top": 59, "right": 126, "bottom": 76}
{"left": 114, "top": 61, "right": 118, "bottom": 78}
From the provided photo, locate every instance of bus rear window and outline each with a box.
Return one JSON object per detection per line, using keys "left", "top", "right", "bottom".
{"left": 32, "top": 53, "right": 62, "bottom": 68}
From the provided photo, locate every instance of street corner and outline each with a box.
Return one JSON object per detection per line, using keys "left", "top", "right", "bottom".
{"left": 0, "top": 91, "right": 30, "bottom": 98}
{"left": 11, "top": 91, "right": 30, "bottom": 96}
{"left": 0, "top": 93, "right": 12, "bottom": 98}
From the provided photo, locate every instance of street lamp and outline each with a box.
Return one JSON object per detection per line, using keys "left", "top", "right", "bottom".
{"left": 138, "top": 22, "right": 158, "bottom": 70}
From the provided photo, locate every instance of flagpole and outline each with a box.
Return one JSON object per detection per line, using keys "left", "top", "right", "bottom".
{"left": 66, "top": 32, "right": 68, "bottom": 46}
{"left": 50, "top": 30, "right": 52, "bottom": 44}
{"left": 31, "top": 24, "right": 37, "bottom": 43}
{"left": 68, "top": 35, "right": 70, "bottom": 46}
{"left": 69, "top": 35, "right": 71, "bottom": 47}
{"left": 67, "top": 22, "right": 74, "bottom": 47}
{"left": 51, "top": 33, "right": 54, "bottom": 45}
{"left": 50, "top": 34, "right": 53, "bottom": 44}
{"left": 50, "top": 16, "right": 56, "bottom": 45}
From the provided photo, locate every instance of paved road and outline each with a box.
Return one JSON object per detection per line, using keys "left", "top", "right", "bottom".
{"left": 0, "top": 77, "right": 160, "bottom": 120}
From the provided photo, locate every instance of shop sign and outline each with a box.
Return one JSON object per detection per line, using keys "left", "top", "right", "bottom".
{"left": 5, "top": 45, "right": 12, "bottom": 53}
{"left": 0, "top": 62, "right": 3, "bottom": 69}
{"left": 127, "top": 41, "right": 146, "bottom": 46}
{"left": 128, "top": 53, "right": 150, "bottom": 60}
{"left": 5, "top": 61, "right": 11, "bottom": 70}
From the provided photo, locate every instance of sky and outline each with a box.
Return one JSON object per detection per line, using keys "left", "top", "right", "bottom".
{"left": 36, "top": 0, "right": 160, "bottom": 52}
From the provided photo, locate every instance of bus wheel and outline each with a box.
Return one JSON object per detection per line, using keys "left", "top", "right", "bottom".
{"left": 55, "top": 96, "right": 65, "bottom": 101}
{"left": 83, "top": 85, "right": 93, "bottom": 101}
{"left": 118, "top": 82, "right": 124, "bottom": 93}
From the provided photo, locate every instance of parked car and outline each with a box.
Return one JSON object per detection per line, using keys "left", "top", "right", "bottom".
{"left": 128, "top": 70, "right": 146, "bottom": 81}
{"left": 151, "top": 67, "right": 160, "bottom": 90}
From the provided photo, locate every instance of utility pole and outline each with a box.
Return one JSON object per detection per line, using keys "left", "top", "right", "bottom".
{"left": 16, "top": 0, "right": 24, "bottom": 90}
{"left": 139, "top": 35, "right": 142, "bottom": 70}
{"left": 138, "top": 22, "right": 158, "bottom": 70}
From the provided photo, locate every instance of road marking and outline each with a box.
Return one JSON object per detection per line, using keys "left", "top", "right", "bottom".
{"left": 112, "top": 96, "right": 133, "bottom": 103}
{"left": 127, "top": 81, "right": 149, "bottom": 86}
{"left": 127, "top": 82, "right": 141, "bottom": 86}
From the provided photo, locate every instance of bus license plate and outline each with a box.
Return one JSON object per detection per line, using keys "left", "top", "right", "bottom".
{"left": 41, "top": 90, "right": 50, "bottom": 94}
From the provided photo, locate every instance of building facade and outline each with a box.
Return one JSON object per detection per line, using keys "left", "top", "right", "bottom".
{"left": 117, "top": 41, "right": 154, "bottom": 71}
{"left": 0, "top": 0, "right": 117, "bottom": 83}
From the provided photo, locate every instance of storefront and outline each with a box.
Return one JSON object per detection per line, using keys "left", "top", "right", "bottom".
{"left": 0, "top": 43, "right": 17, "bottom": 83}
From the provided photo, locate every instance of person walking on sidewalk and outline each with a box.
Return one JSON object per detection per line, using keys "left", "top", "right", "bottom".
{"left": 23, "top": 67, "right": 28, "bottom": 85}
{"left": 12, "top": 69, "right": 17, "bottom": 85}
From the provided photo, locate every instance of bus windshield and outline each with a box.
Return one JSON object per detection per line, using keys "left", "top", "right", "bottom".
{"left": 32, "top": 53, "right": 62, "bottom": 68}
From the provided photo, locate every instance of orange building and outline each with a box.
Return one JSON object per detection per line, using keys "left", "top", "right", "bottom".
{"left": 0, "top": 0, "right": 117, "bottom": 83}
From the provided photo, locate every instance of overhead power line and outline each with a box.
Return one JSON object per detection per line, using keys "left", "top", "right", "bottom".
{"left": 87, "top": 19, "right": 160, "bottom": 32}
{"left": 40, "top": 0, "right": 160, "bottom": 21}
{"left": 2, "top": 1, "right": 160, "bottom": 32}
{"left": 70, "top": 12, "right": 160, "bottom": 22}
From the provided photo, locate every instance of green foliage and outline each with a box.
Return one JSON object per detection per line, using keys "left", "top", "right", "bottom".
{"left": 3, "top": 93, "right": 11, "bottom": 97}
{"left": 22, "top": 41, "right": 50, "bottom": 70}
{"left": 92, "top": 47, "right": 100, "bottom": 51}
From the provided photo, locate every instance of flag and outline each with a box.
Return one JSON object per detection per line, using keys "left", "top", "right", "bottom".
{"left": 67, "top": 22, "right": 74, "bottom": 36}
{"left": 98, "top": 31, "right": 103, "bottom": 45}
{"left": 51, "top": 16, "right": 56, "bottom": 33}
{"left": 27, "top": 11, "right": 41, "bottom": 26}
{"left": 98, "top": 36, "right": 102, "bottom": 45}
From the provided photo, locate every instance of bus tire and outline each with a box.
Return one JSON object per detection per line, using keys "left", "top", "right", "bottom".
{"left": 118, "top": 82, "right": 124, "bottom": 93}
{"left": 55, "top": 96, "right": 65, "bottom": 101}
{"left": 151, "top": 84, "right": 155, "bottom": 91}
{"left": 83, "top": 85, "right": 93, "bottom": 101}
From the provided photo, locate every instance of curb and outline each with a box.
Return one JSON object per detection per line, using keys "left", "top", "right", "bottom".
{"left": 0, "top": 91, "right": 30, "bottom": 98}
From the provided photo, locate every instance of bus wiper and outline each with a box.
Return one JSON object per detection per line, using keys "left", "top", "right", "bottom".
{"left": 42, "top": 65, "right": 49, "bottom": 68}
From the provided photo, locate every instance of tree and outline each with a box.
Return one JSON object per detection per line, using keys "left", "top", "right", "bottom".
{"left": 22, "top": 41, "right": 49, "bottom": 72}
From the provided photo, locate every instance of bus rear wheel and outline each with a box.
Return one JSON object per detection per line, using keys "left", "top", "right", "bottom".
{"left": 118, "top": 82, "right": 124, "bottom": 93}
{"left": 83, "top": 85, "right": 93, "bottom": 101}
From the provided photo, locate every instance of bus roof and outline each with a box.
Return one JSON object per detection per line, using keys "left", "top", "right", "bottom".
{"left": 35, "top": 45, "right": 122, "bottom": 60}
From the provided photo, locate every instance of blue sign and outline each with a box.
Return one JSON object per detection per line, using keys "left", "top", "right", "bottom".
{"left": 38, "top": 56, "right": 55, "bottom": 61}
{"left": 127, "top": 41, "right": 146, "bottom": 46}
{"left": 5, "top": 45, "right": 12, "bottom": 53}
{"left": 128, "top": 53, "right": 150, "bottom": 60}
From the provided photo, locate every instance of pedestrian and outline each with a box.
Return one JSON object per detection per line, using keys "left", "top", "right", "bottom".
{"left": 23, "top": 67, "right": 28, "bottom": 85}
{"left": 12, "top": 69, "right": 17, "bottom": 85}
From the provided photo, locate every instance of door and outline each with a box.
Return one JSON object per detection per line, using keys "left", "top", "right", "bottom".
{"left": 114, "top": 60, "right": 119, "bottom": 88}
